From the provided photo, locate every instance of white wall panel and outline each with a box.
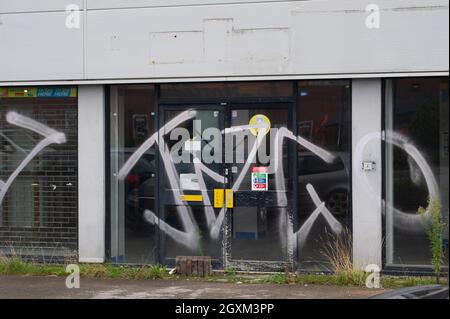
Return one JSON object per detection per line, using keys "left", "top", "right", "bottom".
{"left": 87, "top": 0, "right": 288, "bottom": 10}
{"left": 86, "top": 0, "right": 448, "bottom": 80}
{"left": 0, "top": 10, "right": 84, "bottom": 81}
{"left": 0, "top": 0, "right": 83, "bottom": 13}
{"left": 0, "top": 0, "right": 448, "bottom": 82}
{"left": 292, "top": 0, "right": 449, "bottom": 75}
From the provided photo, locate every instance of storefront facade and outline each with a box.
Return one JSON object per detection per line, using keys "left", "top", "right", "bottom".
{"left": 107, "top": 81, "right": 352, "bottom": 271}
{"left": 0, "top": 0, "right": 448, "bottom": 273}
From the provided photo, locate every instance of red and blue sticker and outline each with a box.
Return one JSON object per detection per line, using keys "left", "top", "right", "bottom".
{"left": 251, "top": 166, "right": 268, "bottom": 191}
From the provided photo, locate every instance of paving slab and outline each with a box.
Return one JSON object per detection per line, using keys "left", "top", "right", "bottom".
{"left": 0, "top": 276, "right": 386, "bottom": 299}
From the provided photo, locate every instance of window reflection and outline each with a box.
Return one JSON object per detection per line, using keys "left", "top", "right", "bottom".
{"left": 297, "top": 80, "right": 351, "bottom": 270}
{"left": 110, "top": 85, "right": 157, "bottom": 264}
{"left": 385, "top": 77, "right": 449, "bottom": 266}
{"left": 160, "top": 81, "right": 293, "bottom": 99}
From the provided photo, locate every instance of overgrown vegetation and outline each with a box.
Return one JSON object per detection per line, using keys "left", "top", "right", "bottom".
{"left": 0, "top": 256, "right": 67, "bottom": 276}
{"left": 321, "top": 229, "right": 353, "bottom": 274}
{"left": 260, "top": 271, "right": 441, "bottom": 288}
{"left": 318, "top": 228, "right": 368, "bottom": 286}
{"left": 417, "top": 197, "right": 447, "bottom": 284}
{"left": 262, "top": 273, "right": 289, "bottom": 284}
{"left": 224, "top": 266, "right": 237, "bottom": 276}
{"left": 0, "top": 255, "right": 445, "bottom": 289}
{"left": 0, "top": 257, "right": 169, "bottom": 280}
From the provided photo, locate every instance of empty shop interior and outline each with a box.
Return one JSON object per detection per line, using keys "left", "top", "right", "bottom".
{"left": 0, "top": 78, "right": 448, "bottom": 273}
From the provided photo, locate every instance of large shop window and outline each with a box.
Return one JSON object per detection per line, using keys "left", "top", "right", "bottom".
{"left": 108, "top": 81, "right": 352, "bottom": 271}
{"left": 109, "top": 85, "right": 157, "bottom": 264}
{"left": 385, "top": 77, "right": 449, "bottom": 267}
{"left": 296, "top": 80, "right": 352, "bottom": 270}
{"left": 0, "top": 87, "right": 78, "bottom": 260}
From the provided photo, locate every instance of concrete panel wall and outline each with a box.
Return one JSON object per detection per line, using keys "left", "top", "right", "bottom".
{"left": 78, "top": 85, "right": 105, "bottom": 263}
{"left": 352, "top": 79, "right": 383, "bottom": 269}
{"left": 86, "top": 0, "right": 449, "bottom": 79}
{"left": 0, "top": 4, "right": 84, "bottom": 81}
{"left": 87, "top": 0, "right": 286, "bottom": 9}
{"left": 292, "top": 0, "right": 449, "bottom": 75}
{"left": 1, "top": 0, "right": 448, "bottom": 83}
{"left": 0, "top": 0, "right": 83, "bottom": 13}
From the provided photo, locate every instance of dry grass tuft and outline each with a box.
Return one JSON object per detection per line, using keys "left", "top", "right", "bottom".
{"left": 320, "top": 228, "right": 367, "bottom": 286}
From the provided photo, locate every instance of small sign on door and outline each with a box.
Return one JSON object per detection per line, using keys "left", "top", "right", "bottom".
{"left": 251, "top": 167, "right": 268, "bottom": 191}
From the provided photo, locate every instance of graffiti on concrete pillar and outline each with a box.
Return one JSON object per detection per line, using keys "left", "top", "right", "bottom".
{"left": 354, "top": 131, "right": 441, "bottom": 232}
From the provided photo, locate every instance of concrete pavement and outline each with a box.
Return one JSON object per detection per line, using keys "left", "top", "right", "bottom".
{"left": 0, "top": 275, "right": 385, "bottom": 299}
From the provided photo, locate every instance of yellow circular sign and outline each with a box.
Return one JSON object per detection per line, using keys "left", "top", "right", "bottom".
{"left": 249, "top": 114, "right": 271, "bottom": 136}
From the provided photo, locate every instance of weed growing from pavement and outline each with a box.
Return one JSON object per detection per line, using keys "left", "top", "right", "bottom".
{"left": 224, "top": 266, "right": 237, "bottom": 276}
{"left": 418, "top": 197, "right": 447, "bottom": 284}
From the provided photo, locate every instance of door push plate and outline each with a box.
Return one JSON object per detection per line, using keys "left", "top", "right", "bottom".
{"left": 181, "top": 194, "right": 203, "bottom": 202}
{"left": 214, "top": 189, "right": 224, "bottom": 208}
{"left": 225, "top": 189, "right": 234, "bottom": 208}
{"left": 213, "top": 189, "right": 234, "bottom": 208}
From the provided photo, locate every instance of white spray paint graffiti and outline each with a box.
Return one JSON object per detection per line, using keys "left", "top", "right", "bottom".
{"left": 0, "top": 112, "right": 67, "bottom": 205}
{"left": 141, "top": 136, "right": 202, "bottom": 250}
{"left": 143, "top": 124, "right": 267, "bottom": 249}
{"left": 354, "top": 131, "right": 440, "bottom": 232}
{"left": 0, "top": 107, "right": 441, "bottom": 260}
{"left": 118, "top": 111, "right": 345, "bottom": 252}
{"left": 271, "top": 127, "right": 339, "bottom": 255}
{"left": 209, "top": 129, "right": 267, "bottom": 240}
{"left": 118, "top": 110, "right": 197, "bottom": 180}
{"left": 296, "top": 184, "right": 344, "bottom": 248}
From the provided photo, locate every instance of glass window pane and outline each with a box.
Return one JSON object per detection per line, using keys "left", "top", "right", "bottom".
{"left": 229, "top": 108, "right": 289, "bottom": 193}
{"left": 160, "top": 81, "right": 293, "bottom": 99}
{"left": 296, "top": 80, "right": 352, "bottom": 271}
{"left": 109, "top": 85, "right": 157, "bottom": 264}
{"left": 164, "top": 206, "right": 221, "bottom": 260}
{"left": 385, "top": 77, "right": 449, "bottom": 266}
{"left": 228, "top": 107, "right": 290, "bottom": 262}
{"left": 231, "top": 207, "right": 288, "bottom": 261}
{"left": 160, "top": 108, "right": 225, "bottom": 264}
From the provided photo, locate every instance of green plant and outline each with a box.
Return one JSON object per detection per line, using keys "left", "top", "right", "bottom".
{"left": 380, "top": 276, "right": 444, "bottom": 289}
{"left": 418, "top": 197, "right": 446, "bottom": 284}
{"left": 320, "top": 228, "right": 353, "bottom": 275}
{"left": 336, "top": 270, "right": 367, "bottom": 286}
{"left": 0, "top": 257, "right": 28, "bottom": 275}
{"left": 0, "top": 253, "right": 446, "bottom": 288}
{"left": 224, "top": 266, "right": 237, "bottom": 277}
{"left": 147, "top": 264, "right": 168, "bottom": 279}
{"left": 81, "top": 264, "right": 108, "bottom": 278}
{"left": 262, "top": 273, "right": 289, "bottom": 284}
{"left": 319, "top": 228, "right": 369, "bottom": 286}
{"left": 104, "top": 264, "right": 124, "bottom": 278}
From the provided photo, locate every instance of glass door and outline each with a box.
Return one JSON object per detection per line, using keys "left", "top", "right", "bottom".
{"left": 224, "top": 105, "right": 295, "bottom": 270}
{"left": 158, "top": 106, "right": 226, "bottom": 267}
{"left": 157, "top": 103, "right": 295, "bottom": 270}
